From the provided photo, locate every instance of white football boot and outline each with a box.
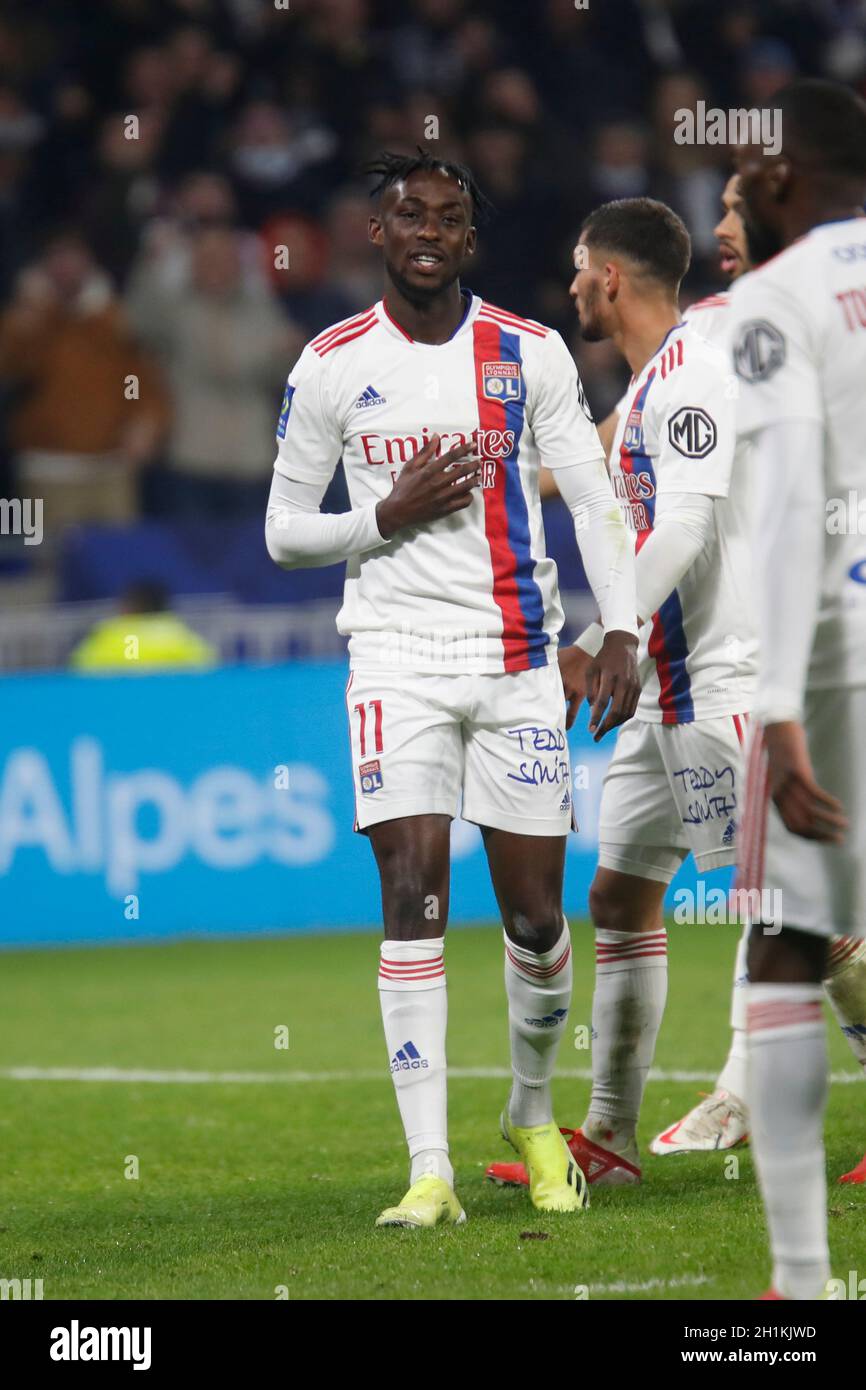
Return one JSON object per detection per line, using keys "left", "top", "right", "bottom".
{"left": 649, "top": 1089, "right": 749, "bottom": 1155}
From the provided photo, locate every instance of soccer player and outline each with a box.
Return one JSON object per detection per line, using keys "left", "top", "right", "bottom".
{"left": 487, "top": 195, "right": 756, "bottom": 1190}
{"left": 513, "top": 180, "right": 866, "bottom": 1181}
{"left": 727, "top": 78, "right": 866, "bottom": 1299}
{"left": 543, "top": 176, "right": 749, "bottom": 479}
{"left": 265, "top": 151, "right": 641, "bottom": 1226}
{"left": 649, "top": 178, "right": 866, "bottom": 1169}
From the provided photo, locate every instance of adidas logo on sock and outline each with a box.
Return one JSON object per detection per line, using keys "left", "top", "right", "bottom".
{"left": 354, "top": 384, "right": 387, "bottom": 410}
{"left": 390, "top": 1039, "right": 429, "bottom": 1073}
{"left": 524, "top": 1008, "right": 569, "bottom": 1028}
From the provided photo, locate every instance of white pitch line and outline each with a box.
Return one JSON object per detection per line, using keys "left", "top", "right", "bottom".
{"left": 576, "top": 1274, "right": 711, "bottom": 1296}
{"left": 0, "top": 1066, "right": 862, "bottom": 1086}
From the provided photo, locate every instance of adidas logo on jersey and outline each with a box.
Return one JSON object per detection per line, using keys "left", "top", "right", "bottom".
{"left": 390, "top": 1040, "right": 429, "bottom": 1073}
{"left": 559, "top": 788, "right": 571, "bottom": 812}
{"left": 355, "top": 384, "right": 387, "bottom": 410}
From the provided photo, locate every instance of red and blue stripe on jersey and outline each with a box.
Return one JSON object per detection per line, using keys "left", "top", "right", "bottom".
{"left": 620, "top": 369, "right": 695, "bottom": 724}
{"left": 472, "top": 317, "right": 548, "bottom": 673}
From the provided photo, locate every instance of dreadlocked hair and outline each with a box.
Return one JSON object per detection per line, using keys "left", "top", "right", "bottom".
{"left": 366, "top": 148, "right": 492, "bottom": 223}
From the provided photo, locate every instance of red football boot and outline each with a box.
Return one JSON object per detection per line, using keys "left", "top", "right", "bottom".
{"left": 486, "top": 1126, "right": 641, "bottom": 1188}
{"left": 564, "top": 1127, "right": 641, "bottom": 1186}
{"left": 839, "top": 1149, "right": 866, "bottom": 1184}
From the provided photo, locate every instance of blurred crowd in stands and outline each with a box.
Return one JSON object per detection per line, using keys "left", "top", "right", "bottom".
{"left": 1, "top": 0, "right": 865, "bottom": 546}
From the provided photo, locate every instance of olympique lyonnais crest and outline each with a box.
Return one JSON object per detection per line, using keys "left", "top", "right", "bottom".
{"left": 624, "top": 408, "right": 644, "bottom": 451}
{"left": 482, "top": 361, "right": 522, "bottom": 401}
{"left": 359, "top": 759, "right": 383, "bottom": 794}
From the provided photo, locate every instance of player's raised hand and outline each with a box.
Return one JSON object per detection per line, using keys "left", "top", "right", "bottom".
{"left": 763, "top": 721, "right": 848, "bottom": 843}
{"left": 375, "top": 435, "right": 481, "bottom": 538}
{"left": 584, "top": 629, "right": 640, "bottom": 741}
{"left": 558, "top": 644, "right": 592, "bottom": 730}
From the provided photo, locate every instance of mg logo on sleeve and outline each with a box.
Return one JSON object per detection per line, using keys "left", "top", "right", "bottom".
{"left": 482, "top": 361, "right": 522, "bottom": 401}
{"left": 733, "top": 319, "right": 786, "bottom": 382}
{"left": 668, "top": 406, "right": 717, "bottom": 458}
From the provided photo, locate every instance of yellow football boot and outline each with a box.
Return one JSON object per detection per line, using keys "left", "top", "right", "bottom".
{"left": 501, "top": 1111, "right": 589, "bottom": 1213}
{"left": 375, "top": 1173, "right": 467, "bottom": 1229}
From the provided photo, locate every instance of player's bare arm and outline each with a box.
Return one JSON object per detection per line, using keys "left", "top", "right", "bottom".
{"left": 548, "top": 453, "right": 639, "bottom": 738}
{"left": 556, "top": 399, "right": 625, "bottom": 728}
{"left": 595, "top": 409, "right": 619, "bottom": 465}
{"left": 558, "top": 643, "right": 591, "bottom": 728}
{"left": 739, "top": 405, "right": 844, "bottom": 844}
{"left": 762, "top": 721, "right": 848, "bottom": 843}
{"left": 583, "top": 629, "right": 639, "bottom": 739}
{"left": 552, "top": 398, "right": 628, "bottom": 729}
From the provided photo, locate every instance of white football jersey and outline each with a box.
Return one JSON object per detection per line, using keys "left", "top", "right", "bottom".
{"left": 611, "top": 293, "right": 733, "bottom": 418}
{"left": 729, "top": 218, "right": 866, "bottom": 691}
{"left": 684, "top": 290, "right": 732, "bottom": 341}
{"left": 274, "top": 293, "right": 604, "bottom": 672}
{"left": 610, "top": 319, "right": 756, "bottom": 723}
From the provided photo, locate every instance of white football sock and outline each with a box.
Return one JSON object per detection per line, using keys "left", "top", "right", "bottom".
{"left": 378, "top": 936, "right": 452, "bottom": 1187}
{"left": 504, "top": 919, "right": 572, "bottom": 1128}
{"left": 716, "top": 922, "right": 750, "bottom": 1100}
{"left": 585, "top": 927, "right": 668, "bottom": 1147}
{"left": 824, "top": 938, "right": 866, "bottom": 1072}
{"left": 748, "top": 983, "right": 830, "bottom": 1301}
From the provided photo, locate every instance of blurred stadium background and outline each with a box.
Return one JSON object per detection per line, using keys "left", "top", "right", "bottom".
{"left": 3, "top": 0, "right": 866, "bottom": 945}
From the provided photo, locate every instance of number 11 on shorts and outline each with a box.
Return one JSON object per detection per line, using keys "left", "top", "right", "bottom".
{"left": 354, "top": 699, "right": 383, "bottom": 756}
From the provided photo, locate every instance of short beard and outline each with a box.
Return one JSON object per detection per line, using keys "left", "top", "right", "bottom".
{"left": 386, "top": 256, "right": 460, "bottom": 306}
{"left": 576, "top": 282, "right": 607, "bottom": 342}
{"left": 579, "top": 321, "right": 606, "bottom": 343}
{"left": 743, "top": 215, "right": 782, "bottom": 269}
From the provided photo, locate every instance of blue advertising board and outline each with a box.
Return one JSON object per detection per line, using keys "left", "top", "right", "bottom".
{"left": 0, "top": 662, "right": 730, "bottom": 947}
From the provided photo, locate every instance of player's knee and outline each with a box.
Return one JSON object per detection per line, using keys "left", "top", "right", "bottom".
{"left": 747, "top": 922, "right": 826, "bottom": 984}
{"left": 589, "top": 880, "right": 635, "bottom": 934}
{"left": 379, "top": 855, "right": 447, "bottom": 937}
{"left": 506, "top": 905, "right": 563, "bottom": 954}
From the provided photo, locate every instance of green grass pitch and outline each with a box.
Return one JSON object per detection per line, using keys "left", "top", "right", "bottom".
{"left": 0, "top": 922, "right": 862, "bottom": 1301}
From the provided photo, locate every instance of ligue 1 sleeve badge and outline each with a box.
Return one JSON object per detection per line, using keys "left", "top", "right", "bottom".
{"left": 482, "top": 361, "right": 523, "bottom": 401}
{"left": 277, "top": 382, "right": 295, "bottom": 439}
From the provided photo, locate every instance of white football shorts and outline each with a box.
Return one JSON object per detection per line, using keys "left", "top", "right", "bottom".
{"left": 597, "top": 712, "right": 749, "bottom": 883}
{"left": 345, "top": 662, "right": 574, "bottom": 837}
{"left": 737, "top": 686, "right": 866, "bottom": 939}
